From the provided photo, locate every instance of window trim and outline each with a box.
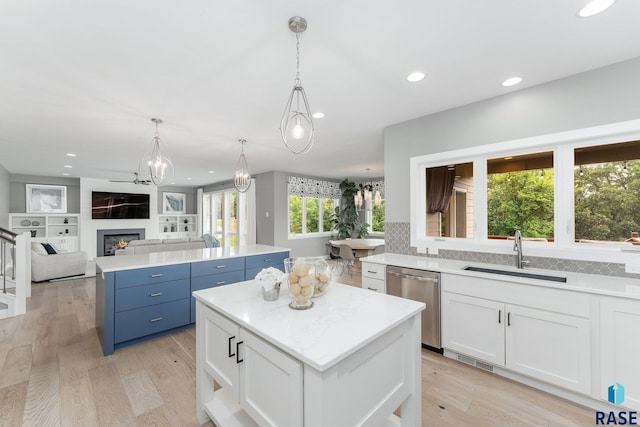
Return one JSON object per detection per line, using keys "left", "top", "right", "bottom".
{"left": 410, "top": 118, "right": 640, "bottom": 264}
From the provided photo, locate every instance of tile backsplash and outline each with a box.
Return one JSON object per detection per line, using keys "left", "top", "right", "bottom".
{"left": 385, "top": 222, "right": 640, "bottom": 279}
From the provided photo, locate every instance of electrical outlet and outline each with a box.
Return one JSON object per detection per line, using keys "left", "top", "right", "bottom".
{"left": 416, "top": 246, "right": 426, "bottom": 254}
{"left": 428, "top": 247, "right": 439, "bottom": 255}
{"left": 625, "top": 264, "right": 640, "bottom": 274}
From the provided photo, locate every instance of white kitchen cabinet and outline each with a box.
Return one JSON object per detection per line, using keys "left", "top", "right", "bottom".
{"left": 600, "top": 297, "right": 640, "bottom": 410}
{"left": 200, "top": 306, "right": 303, "bottom": 427}
{"left": 361, "top": 262, "right": 385, "bottom": 292}
{"left": 506, "top": 304, "right": 590, "bottom": 394}
{"left": 442, "top": 292, "right": 505, "bottom": 366}
{"left": 442, "top": 273, "right": 591, "bottom": 394}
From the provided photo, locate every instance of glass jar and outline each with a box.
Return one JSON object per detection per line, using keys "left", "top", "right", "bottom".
{"left": 284, "top": 257, "right": 330, "bottom": 309}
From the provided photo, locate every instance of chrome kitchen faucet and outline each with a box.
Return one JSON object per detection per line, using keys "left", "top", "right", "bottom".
{"left": 513, "top": 230, "right": 529, "bottom": 269}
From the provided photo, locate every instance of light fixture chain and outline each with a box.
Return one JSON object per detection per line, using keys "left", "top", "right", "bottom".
{"left": 295, "top": 32, "right": 301, "bottom": 84}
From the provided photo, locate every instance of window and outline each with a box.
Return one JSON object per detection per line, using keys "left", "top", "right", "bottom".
{"left": 425, "top": 162, "right": 473, "bottom": 238}
{"left": 289, "top": 195, "right": 302, "bottom": 234}
{"left": 574, "top": 140, "right": 640, "bottom": 244}
{"left": 487, "top": 152, "right": 554, "bottom": 242}
{"left": 288, "top": 195, "right": 337, "bottom": 237}
{"left": 371, "top": 199, "right": 385, "bottom": 233}
{"left": 202, "top": 189, "right": 245, "bottom": 247}
{"left": 410, "top": 119, "right": 640, "bottom": 263}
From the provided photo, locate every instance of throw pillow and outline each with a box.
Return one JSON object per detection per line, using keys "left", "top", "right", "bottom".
{"left": 41, "top": 243, "right": 58, "bottom": 255}
{"left": 31, "top": 242, "right": 48, "bottom": 255}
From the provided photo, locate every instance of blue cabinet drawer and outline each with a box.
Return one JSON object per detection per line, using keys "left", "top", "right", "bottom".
{"left": 115, "top": 264, "right": 190, "bottom": 289}
{"left": 191, "top": 270, "right": 246, "bottom": 292}
{"left": 114, "top": 299, "right": 190, "bottom": 343}
{"left": 245, "top": 252, "right": 289, "bottom": 270}
{"left": 191, "top": 257, "right": 245, "bottom": 277}
{"left": 190, "top": 270, "right": 245, "bottom": 323}
{"left": 115, "top": 279, "right": 190, "bottom": 312}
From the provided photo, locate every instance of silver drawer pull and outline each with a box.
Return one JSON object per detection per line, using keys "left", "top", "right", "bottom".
{"left": 216, "top": 281, "right": 226, "bottom": 285}
{"left": 367, "top": 287, "right": 378, "bottom": 291}
{"left": 150, "top": 292, "right": 163, "bottom": 297}
{"left": 151, "top": 273, "right": 164, "bottom": 278}
{"left": 150, "top": 317, "right": 163, "bottom": 322}
{"left": 216, "top": 265, "right": 226, "bottom": 269}
{"left": 264, "top": 258, "right": 271, "bottom": 262}
{"left": 367, "top": 270, "right": 377, "bottom": 274}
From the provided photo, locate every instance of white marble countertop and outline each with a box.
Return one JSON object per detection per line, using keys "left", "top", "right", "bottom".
{"left": 94, "top": 244, "right": 290, "bottom": 274}
{"left": 360, "top": 253, "right": 640, "bottom": 300}
{"left": 193, "top": 280, "right": 425, "bottom": 372}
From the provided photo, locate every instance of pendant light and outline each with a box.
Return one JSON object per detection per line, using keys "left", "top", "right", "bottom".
{"left": 364, "top": 168, "right": 373, "bottom": 202}
{"left": 234, "top": 138, "right": 251, "bottom": 193}
{"left": 374, "top": 189, "right": 382, "bottom": 206}
{"left": 140, "top": 118, "right": 174, "bottom": 186}
{"left": 280, "top": 16, "right": 314, "bottom": 154}
{"left": 354, "top": 189, "right": 363, "bottom": 209}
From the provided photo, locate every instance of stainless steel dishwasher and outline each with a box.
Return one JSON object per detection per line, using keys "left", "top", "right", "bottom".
{"left": 386, "top": 266, "right": 441, "bottom": 351}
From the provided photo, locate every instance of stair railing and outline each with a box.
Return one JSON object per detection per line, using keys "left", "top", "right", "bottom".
{"left": 0, "top": 227, "right": 17, "bottom": 294}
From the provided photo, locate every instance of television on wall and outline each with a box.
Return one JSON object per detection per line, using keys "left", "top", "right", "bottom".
{"left": 91, "top": 191, "right": 150, "bottom": 219}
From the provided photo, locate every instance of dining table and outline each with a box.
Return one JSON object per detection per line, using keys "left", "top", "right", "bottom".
{"left": 329, "top": 238, "right": 385, "bottom": 259}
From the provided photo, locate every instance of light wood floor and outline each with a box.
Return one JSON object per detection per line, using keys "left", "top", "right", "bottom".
{"left": 0, "top": 269, "right": 595, "bottom": 426}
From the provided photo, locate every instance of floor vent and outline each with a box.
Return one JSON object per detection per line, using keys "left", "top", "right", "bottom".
{"left": 456, "top": 354, "right": 494, "bottom": 373}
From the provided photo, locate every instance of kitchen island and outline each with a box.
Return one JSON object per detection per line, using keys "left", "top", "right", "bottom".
{"left": 95, "top": 244, "right": 289, "bottom": 356}
{"left": 194, "top": 280, "right": 425, "bottom": 426}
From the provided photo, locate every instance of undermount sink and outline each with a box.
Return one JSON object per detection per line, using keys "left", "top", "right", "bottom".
{"left": 463, "top": 266, "right": 567, "bottom": 283}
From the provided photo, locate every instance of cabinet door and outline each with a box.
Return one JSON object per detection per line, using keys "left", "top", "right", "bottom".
{"left": 202, "top": 308, "right": 241, "bottom": 401}
{"left": 600, "top": 297, "right": 640, "bottom": 410}
{"left": 505, "top": 304, "right": 590, "bottom": 394}
{"left": 239, "top": 329, "right": 302, "bottom": 427}
{"left": 442, "top": 292, "right": 505, "bottom": 366}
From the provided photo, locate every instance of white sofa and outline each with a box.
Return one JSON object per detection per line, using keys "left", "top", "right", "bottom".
{"left": 31, "top": 242, "right": 88, "bottom": 282}
{"left": 119, "top": 237, "right": 207, "bottom": 255}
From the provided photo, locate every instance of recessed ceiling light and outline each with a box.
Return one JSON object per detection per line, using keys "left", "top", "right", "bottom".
{"left": 208, "top": 170, "right": 215, "bottom": 174}
{"left": 312, "top": 112, "right": 325, "bottom": 119}
{"left": 64, "top": 165, "right": 73, "bottom": 168}
{"left": 66, "top": 153, "right": 77, "bottom": 157}
{"left": 187, "top": 177, "right": 192, "bottom": 180}
{"left": 578, "top": 0, "right": 615, "bottom": 17}
{"left": 62, "top": 173, "right": 70, "bottom": 176}
{"left": 502, "top": 77, "right": 523, "bottom": 87}
{"left": 406, "top": 72, "right": 425, "bottom": 82}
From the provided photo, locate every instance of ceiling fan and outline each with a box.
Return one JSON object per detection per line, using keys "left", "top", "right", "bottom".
{"left": 109, "top": 172, "right": 152, "bottom": 185}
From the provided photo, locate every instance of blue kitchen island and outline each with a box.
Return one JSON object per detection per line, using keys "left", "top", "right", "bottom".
{"left": 94, "top": 245, "right": 289, "bottom": 356}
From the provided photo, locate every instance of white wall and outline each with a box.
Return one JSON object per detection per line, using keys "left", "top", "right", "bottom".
{"left": 80, "top": 178, "right": 159, "bottom": 260}
{"left": 384, "top": 56, "right": 640, "bottom": 223}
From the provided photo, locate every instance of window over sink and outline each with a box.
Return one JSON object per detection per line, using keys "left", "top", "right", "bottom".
{"left": 409, "top": 118, "right": 640, "bottom": 263}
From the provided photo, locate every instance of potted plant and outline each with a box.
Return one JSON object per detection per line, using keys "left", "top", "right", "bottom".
{"left": 333, "top": 179, "right": 370, "bottom": 239}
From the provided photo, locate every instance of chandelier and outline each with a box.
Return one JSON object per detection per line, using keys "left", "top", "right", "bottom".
{"left": 280, "top": 16, "right": 314, "bottom": 155}
{"left": 354, "top": 168, "right": 382, "bottom": 208}
{"left": 140, "top": 118, "right": 174, "bottom": 186}
{"left": 234, "top": 138, "right": 251, "bottom": 193}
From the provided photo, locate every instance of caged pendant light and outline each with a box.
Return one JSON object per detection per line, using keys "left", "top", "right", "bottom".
{"left": 280, "top": 16, "right": 314, "bottom": 155}
{"left": 234, "top": 138, "right": 251, "bottom": 193}
{"left": 140, "top": 118, "right": 174, "bottom": 186}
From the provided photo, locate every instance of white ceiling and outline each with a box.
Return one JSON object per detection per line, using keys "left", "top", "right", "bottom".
{"left": 2, "top": 0, "right": 640, "bottom": 186}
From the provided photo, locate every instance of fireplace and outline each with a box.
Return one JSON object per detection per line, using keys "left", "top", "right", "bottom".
{"left": 97, "top": 228, "right": 146, "bottom": 256}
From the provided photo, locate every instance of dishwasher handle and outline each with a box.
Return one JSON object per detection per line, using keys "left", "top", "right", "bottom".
{"left": 386, "top": 270, "right": 439, "bottom": 283}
